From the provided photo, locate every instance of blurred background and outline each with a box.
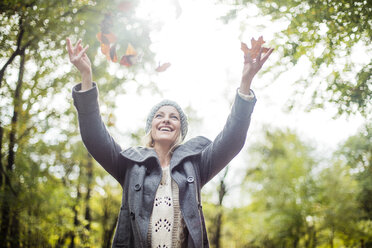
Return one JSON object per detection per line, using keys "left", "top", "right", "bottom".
{"left": 0, "top": 0, "right": 371, "bottom": 247}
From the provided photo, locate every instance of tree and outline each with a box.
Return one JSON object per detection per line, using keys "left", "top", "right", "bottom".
{"left": 336, "top": 123, "right": 372, "bottom": 246}
{"left": 215, "top": 127, "right": 369, "bottom": 247}
{"left": 316, "top": 162, "right": 362, "bottom": 248}
{"left": 235, "top": 128, "right": 318, "bottom": 247}
{"left": 204, "top": 167, "right": 229, "bottom": 248}
{"left": 221, "top": 0, "right": 372, "bottom": 116}
{"left": 0, "top": 0, "right": 155, "bottom": 246}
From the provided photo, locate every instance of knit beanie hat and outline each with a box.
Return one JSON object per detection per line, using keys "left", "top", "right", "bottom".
{"left": 145, "top": 100, "right": 188, "bottom": 140}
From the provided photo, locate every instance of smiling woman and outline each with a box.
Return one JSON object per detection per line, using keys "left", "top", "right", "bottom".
{"left": 68, "top": 34, "right": 273, "bottom": 247}
{"left": 144, "top": 99, "right": 187, "bottom": 158}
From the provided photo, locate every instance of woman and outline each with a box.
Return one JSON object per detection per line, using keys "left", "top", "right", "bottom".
{"left": 68, "top": 37, "right": 273, "bottom": 248}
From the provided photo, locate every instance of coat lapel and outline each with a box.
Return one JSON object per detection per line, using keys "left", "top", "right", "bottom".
{"left": 120, "top": 136, "right": 211, "bottom": 165}
{"left": 170, "top": 136, "right": 211, "bottom": 169}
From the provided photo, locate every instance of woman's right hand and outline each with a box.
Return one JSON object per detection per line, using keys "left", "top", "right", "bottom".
{"left": 67, "top": 38, "right": 93, "bottom": 90}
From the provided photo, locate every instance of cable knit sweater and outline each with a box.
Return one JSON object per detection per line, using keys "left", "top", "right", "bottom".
{"left": 148, "top": 166, "right": 187, "bottom": 248}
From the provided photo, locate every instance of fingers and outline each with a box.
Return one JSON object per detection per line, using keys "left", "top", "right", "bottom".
{"left": 66, "top": 38, "right": 82, "bottom": 55}
{"left": 76, "top": 45, "right": 89, "bottom": 60}
{"left": 66, "top": 38, "right": 89, "bottom": 62}
{"left": 260, "top": 48, "right": 274, "bottom": 65}
{"left": 74, "top": 39, "right": 82, "bottom": 53}
{"left": 256, "top": 47, "right": 263, "bottom": 63}
{"left": 66, "top": 38, "right": 74, "bottom": 59}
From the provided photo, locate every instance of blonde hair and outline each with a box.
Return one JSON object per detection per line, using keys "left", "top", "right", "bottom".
{"left": 142, "top": 130, "right": 183, "bottom": 154}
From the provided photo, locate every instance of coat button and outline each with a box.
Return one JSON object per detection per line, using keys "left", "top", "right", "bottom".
{"left": 187, "top": 176, "right": 194, "bottom": 183}
{"left": 134, "top": 184, "right": 141, "bottom": 191}
{"left": 130, "top": 212, "right": 135, "bottom": 220}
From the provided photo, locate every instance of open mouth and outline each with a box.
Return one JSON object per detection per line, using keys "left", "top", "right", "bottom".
{"left": 158, "top": 126, "right": 173, "bottom": 132}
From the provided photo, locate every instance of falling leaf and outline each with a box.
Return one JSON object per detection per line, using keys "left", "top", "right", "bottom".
{"left": 155, "top": 62, "right": 171, "bottom": 72}
{"left": 125, "top": 43, "right": 137, "bottom": 56}
{"left": 241, "top": 36, "right": 270, "bottom": 60}
{"left": 119, "top": 43, "right": 138, "bottom": 67}
{"left": 96, "top": 13, "right": 143, "bottom": 66}
{"left": 110, "top": 44, "right": 118, "bottom": 62}
{"left": 100, "top": 43, "right": 110, "bottom": 57}
{"left": 120, "top": 56, "right": 134, "bottom": 66}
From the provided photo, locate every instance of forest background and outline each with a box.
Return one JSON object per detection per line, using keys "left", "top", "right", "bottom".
{"left": 0, "top": 0, "right": 371, "bottom": 247}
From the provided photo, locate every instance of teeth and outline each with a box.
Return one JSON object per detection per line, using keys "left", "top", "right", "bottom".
{"left": 160, "top": 127, "right": 171, "bottom": 131}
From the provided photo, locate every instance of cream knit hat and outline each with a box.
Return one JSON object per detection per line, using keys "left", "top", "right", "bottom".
{"left": 145, "top": 100, "right": 188, "bottom": 140}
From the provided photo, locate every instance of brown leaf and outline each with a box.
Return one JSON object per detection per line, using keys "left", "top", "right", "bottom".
{"left": 110, "top": 44, "right": 118, "bottom": 62}
{"left": 155, "top": 62, "right": 171, "bottom": 72}
{"left": 120, "top": 55, "right": 134, "bottom": 66}
{"left": 241, "top": 36, "right": 270, "bottom": 59}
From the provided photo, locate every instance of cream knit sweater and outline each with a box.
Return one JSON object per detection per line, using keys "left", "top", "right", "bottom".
{"left": 148, "top": 166, "right": 187, "bottom": 248}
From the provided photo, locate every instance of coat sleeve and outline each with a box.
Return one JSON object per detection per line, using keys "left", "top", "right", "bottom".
{"left": 199, "top": 89, "right": 256, "bottom": 186}
{"left": 72, "top": 83, "right": 125, "bottom": 185}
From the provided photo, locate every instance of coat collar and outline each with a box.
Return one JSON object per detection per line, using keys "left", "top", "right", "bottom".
{"left": 120, "top": 136, "right": 211, "bottom": 167}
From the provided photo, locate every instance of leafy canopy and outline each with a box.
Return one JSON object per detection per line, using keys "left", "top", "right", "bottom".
{"left": 222, "top": 0, "right": 372, "bottom": 116}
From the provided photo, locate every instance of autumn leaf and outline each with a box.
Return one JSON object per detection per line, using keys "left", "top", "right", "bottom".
{"left": 110, "top": 44, "right": 118, "bottom": 62}
{"left": 97, "top": 13, "right": 140, "bottom": 66}
{"left": 125, "top": 43, "right": 137, "bottom": 56}
{"left": 155, "top": 62, "right": 171, "bottom": 72}
{"left": 100, "top": 43, "right": 110, "bottom": 57}
{"left": 119, "top": 43, "right": 138, "bottom": 67}
{"left": 241, "top": 36, "right": 270, "bottom": 60}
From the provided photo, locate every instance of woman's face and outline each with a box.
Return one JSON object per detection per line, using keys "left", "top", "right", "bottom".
{"left": 151, "top": 105, "right": 181, "bottom": 148}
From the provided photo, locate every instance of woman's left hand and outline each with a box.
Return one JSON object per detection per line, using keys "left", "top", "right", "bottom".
{"left": 240, "top": 43, "right": 274, "bottom": 94}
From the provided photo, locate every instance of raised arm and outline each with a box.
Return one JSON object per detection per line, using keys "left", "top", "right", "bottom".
{"left": 68, "top": 38, "right": 125, "bottom": 185}
{"left": 66, "top": 38, "right": 93, "bottom": 91}
{"left": 240, "top": 37, "right": 274, "bottom": 94}
{"left": 198, "top": 37, "right": 274, "bottom": 186}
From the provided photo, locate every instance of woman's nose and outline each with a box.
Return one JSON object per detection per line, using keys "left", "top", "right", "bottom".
{"left": 162, "top": 116, "right": 170, "bottom": 123}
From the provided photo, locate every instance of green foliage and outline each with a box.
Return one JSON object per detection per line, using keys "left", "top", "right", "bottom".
{"left": 222, "top": 0, "right": 372, "bottom": 116}
{"left": 245, "top": 129, "right": 317, "bottom": 247}
{"left": 336, "top": 123, "right": 372, "bottom": 245}
{"left": 0, "top": 0, "right": 156, "bottom": 247}
{"left": 202, "top": 127, "right": 372, "bottom": 247}
{"left": 316, "top": 162, "right": 362, "bottom": 247}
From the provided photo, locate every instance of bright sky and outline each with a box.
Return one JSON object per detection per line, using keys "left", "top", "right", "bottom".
{"left": 113, "top": 0, "right": 366, "bottom": 206}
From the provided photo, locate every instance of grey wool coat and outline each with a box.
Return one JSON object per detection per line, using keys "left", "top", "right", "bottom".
{"left": 72, "top": 83, "right": 256, "bottom": 248}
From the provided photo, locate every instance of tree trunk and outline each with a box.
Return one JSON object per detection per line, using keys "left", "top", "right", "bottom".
{"left": 0, "top": 124, "right": 3, "bottom": 187}
{"left": 69, "top": 232, "right": 76, "bottom": 248}
{"left": 70, "top": 183, "right": 82, "bottom": 248}
{"left": 293, "top": 237, "right": 299, "bottom": 248}
{"left": 212, "top": 212, "right": 223, "bottom": 248}
{"left": 0, "top": 48, "right": 25, "bottom": 248}
{"left": 312, "top": 228, "right": 317, "bottom": 248}
{"left": 0, "top": 198, "right": 9, "bottom": 248}
{"left": 102, "top": 213, "right": 118, "bottom": 248}
{"left": 330, "top": 227, "right": 334, "bottom": 248}
{"left": 56, "top": 233, "right": 68, "bottom": 248}
{"left": 102, "top": 202, "right": 110, "bottom": 248}
{"left": 211, "top": 168, "right": 229, "bottom": 248}
{"left": 84, "top": 154, "right": 93, "bottom": 231}
{"left": 10, "top": 211, "right": 20, "bottom": 248}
